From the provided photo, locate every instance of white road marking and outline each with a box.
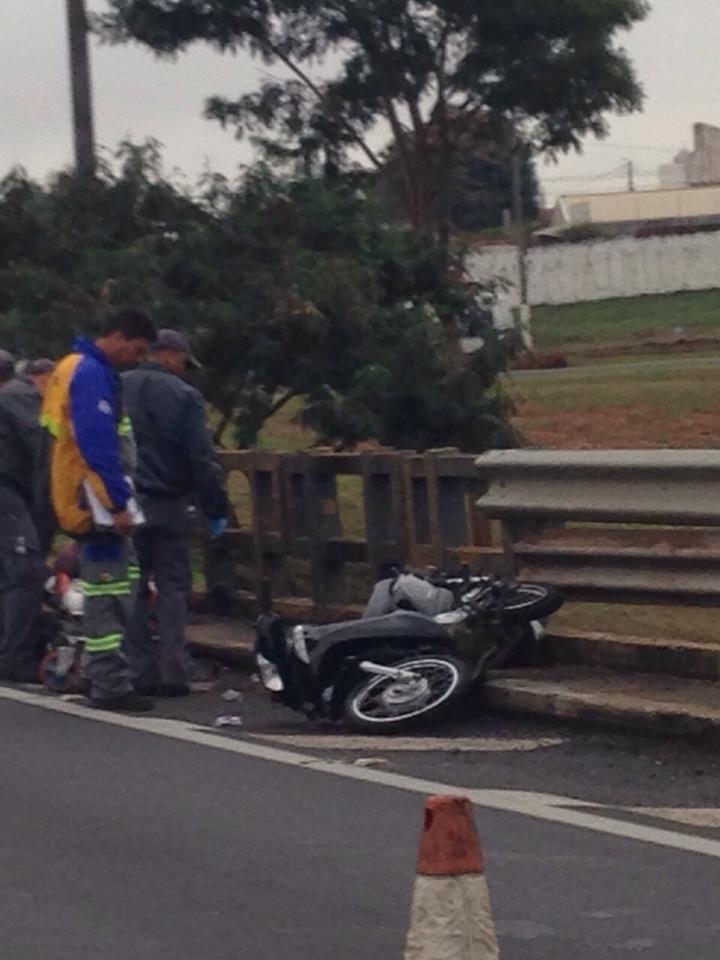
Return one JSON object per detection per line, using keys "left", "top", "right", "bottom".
{"left": 628, "top": 808, "right": 720, "bottom": 829}
{"left": 249, "top": 734, "right": 565, "bottom": 752}
{"left": 3, "top": 684, "right": 720, "bottom": 861}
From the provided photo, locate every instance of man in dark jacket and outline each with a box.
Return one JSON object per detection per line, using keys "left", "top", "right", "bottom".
{"left": 0, "top": 350, "right": 48, "bottom": 681}
{"left": 123, "top": 329, "right": 229, "bottom": 696}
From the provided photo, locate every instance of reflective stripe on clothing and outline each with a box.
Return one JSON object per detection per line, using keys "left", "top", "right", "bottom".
{"left": 85, "top": 633, "right": 123, "bottom": 654}
{"left": 39, "top": 412, "right": 63, "bottom": 439}
{"left": 81, "top": 581, "right": 132, "bottom": 598}
{"left": 128, "top": 564, "right": 141, "bottom": 582}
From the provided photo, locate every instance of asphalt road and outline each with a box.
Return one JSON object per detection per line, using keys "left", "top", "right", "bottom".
{"left": 2, "top": 682, "right": 720, "bottom": 960}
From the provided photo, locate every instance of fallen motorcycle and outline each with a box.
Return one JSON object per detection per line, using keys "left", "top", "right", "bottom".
{"left": 255, "top": 570, "right": 563, "bottom": 732}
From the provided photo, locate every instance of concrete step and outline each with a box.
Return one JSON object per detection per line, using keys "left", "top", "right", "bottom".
{"left": 485, "top": 666, "right": 720, "bottom": 741}
{"left": 545, "top": 628, "right": 720, "bottom": 681}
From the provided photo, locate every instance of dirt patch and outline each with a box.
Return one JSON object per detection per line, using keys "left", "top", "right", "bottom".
{"left": 561, "top": 332, "right": 720, "bottom": 364}
{"left": 513, "top": 402, "right": 720, "bottom": 449}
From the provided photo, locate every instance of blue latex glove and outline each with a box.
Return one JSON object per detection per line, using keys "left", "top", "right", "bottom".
{"left": 210, "top": 518, "right": 228, "bottom": 540}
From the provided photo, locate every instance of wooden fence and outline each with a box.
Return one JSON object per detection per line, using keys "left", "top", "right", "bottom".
{"left": 204, "top": 449, "right": 502, "bottom": 621}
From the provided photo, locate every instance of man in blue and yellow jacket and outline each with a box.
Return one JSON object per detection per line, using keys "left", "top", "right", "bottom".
{"left": 42, "top": 309, "right": 157, "bottom": 712}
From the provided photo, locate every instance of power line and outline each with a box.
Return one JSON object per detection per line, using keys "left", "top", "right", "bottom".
{"left": 582, "top": 142, "right": 681, "bottom": 153}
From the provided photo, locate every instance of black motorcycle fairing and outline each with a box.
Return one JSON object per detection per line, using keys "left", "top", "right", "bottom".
{"left": 256, "top": 611, "right": 452, "bottom": 716}
{"left": 304, "top": 612, "right": 450, "bottom": 686}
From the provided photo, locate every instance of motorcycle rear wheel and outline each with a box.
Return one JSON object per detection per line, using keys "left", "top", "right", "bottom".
{"left": 343, "top": 654, "right": 471, "bottom": 733}
{"left": 498, "top": 583, "right": 563, "bottom": 625}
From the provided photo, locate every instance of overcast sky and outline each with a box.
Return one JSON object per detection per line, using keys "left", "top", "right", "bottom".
{"left": 4, "top": 1, "right": 720, "bottom": 203}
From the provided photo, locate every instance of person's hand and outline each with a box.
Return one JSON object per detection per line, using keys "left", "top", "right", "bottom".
{"left": 113, "top": 509, "right": 133, "bottom": 536}
{"left": 210, "top": 517, "right": 228, "bottom": 540}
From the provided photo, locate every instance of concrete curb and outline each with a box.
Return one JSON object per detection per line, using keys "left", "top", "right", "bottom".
{"left": 485, "top": 674, "right": 720, "bottom": 741}
{"left": 546, "top": 628, "right": 720, "bottom": 681}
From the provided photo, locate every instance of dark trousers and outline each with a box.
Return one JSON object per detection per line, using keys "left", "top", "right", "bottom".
{"left": 125, "top": 498, "right": 193, "bottom": 689}
{"left": 0, "top": 488, "right": 45, "bottom": 679}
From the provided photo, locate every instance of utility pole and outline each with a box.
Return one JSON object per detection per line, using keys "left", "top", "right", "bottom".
{"left": 65, "top": 0, "right": 96, "bottom": 178}
{"left": 511, "top": 142, "right": 533, "bottom": 351}
{"left": 625, "top": 158, "right": 635, "bottom": 193}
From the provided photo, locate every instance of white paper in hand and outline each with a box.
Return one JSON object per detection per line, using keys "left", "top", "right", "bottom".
{"left": 83, "top": 478, "right": 146, "bottom": 530}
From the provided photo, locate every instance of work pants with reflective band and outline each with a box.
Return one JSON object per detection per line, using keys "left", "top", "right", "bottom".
{"left": 80, "top": 537, "right": 140, "bottom": 700}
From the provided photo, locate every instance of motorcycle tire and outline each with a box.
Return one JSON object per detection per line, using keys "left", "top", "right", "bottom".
{"left": 498, "top": 583, "right": 563, "bottom": 625}
{"left": 343, "top": 653, "right": 472, "bottom": 734}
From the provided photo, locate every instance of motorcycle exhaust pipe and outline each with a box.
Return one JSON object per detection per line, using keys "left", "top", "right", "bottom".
{"left": 359, "top": 661, "right": 417, "bottom": 681}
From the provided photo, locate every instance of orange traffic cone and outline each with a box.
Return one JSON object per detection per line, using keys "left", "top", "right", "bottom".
{"left": 404, "top": 795, "right": 500, "bottom": 960}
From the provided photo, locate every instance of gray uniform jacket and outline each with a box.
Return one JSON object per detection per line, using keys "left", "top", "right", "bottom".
{"left": 0, "top": 377, "right": 55, "bottom": 550}
{"left": 122, "top": 363, "right": 228, "bottom": 520}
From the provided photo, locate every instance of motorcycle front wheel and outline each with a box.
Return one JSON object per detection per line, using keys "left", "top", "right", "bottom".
{"left": 343, "top": 654, "right": 472, "bottom": 733}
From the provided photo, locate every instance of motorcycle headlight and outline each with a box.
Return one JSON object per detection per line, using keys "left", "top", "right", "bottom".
{"left": 291, "top": 624, "right": 311, "bottom": 664}
{"left": 256, "top": 653, "right": 284, "bottom": 692}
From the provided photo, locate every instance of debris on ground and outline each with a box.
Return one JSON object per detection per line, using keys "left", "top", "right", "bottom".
{"left": 214, "top": 715, "right": 244, "bottom": 729}
{"left": 221, "top": 689, "right": 243, "bottom": 703}
{"left": 353, "top": 757, "right": 390, "bottom": 768}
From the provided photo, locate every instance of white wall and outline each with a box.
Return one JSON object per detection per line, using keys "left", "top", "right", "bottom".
{"left": 468, "top": 232, "right": 720, "bottom": 307}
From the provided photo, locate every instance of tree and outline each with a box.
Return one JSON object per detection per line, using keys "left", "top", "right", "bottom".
{"left": 451, "top": 142, "right": 539, "bottom": 234}
{"left": 378, "top": 127, "right": 539, "bottom": 234}
{"left": 0, "top": 144, "right": 513, "bottom": 451}
{"left": 98, "top": 0, "right": 648, "bottom": 246}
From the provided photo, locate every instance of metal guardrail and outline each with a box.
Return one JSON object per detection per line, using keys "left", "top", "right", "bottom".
{"left": 475, "top": 451, "right": 720, "bottom": 606}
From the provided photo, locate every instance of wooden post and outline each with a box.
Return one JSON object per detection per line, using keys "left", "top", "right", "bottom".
{"left": 249, "top": 454, "right": 291, "bottom": 603}
{"left": 302, "top": 455, "right": 343, "bottom": 608}
{"left": 361, "top": 452, "right": 406, "bottom": 576}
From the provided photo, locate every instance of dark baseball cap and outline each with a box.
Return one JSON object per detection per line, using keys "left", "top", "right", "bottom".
{"left": 154, "top": 328, "right": 202, "bottom": 369}
{"left": 26, "top": 358, "right": 56, "bottom": 376}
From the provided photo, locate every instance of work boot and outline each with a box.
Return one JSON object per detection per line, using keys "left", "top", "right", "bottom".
{"left": 90, "top": 692, "right": 155, "bottom": 713}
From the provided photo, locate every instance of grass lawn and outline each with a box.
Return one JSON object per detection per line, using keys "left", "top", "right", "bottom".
{"left": 508, "top": 359, "right": 720, "bottom": 414}
{"left": 532, "top": 289, "right": 720, "bottom": 349}
{"left": 507, "top": 356, "right": 720, "bottom": 449}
